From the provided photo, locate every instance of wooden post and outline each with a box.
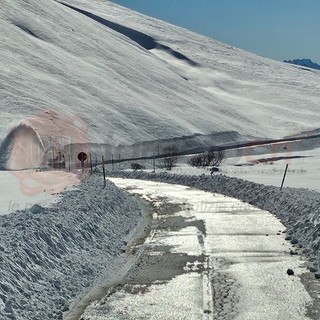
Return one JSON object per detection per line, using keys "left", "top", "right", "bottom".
{"left": 111, "top": 154, "right": 114, "bottom": 171}
{"left": 95, "top": 154, "right": 98, "bottom": 169}
{"left": 68, "top": 143, "right": 72, "bottom": 171}
{"left": 102, "top": 155, "right": 106, "bottom": 188}
{"left": 52, "top": 148, "right": 55, "bottom": 169}
{"left": 89, "top": 153, "right": 93, "bottom": 172}
{"left": 153, "top": 153, "right": 155, "bottom": 172}
{"left": 81, "top": 153, "right": 84, "bottom": 173}
{"left": 280, "top": 164, "right": 289, "bottom": 191}
{"left": 118, "top": 153, "right": 121, "bottom": 168}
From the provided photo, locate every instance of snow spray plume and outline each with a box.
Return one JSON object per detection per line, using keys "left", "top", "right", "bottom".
{"left": 4, "top": 109, "right": 90, "bottom": 197}
{"left": 0, "top": 123, "right": 44, "bottom": 170}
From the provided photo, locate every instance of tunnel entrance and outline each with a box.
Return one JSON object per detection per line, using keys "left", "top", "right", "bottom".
{"left": 43, "top": 147, "right": 66, "bottom": 169}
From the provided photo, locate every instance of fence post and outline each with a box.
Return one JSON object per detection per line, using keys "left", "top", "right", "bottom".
{"left": 280, "top": 164, "right": 289, "bottom": 191}
{"left": 111, "top": 153, "right": 114, "bottom": 171}
{"left": 89, "top": 153, "right": 93, "bottom": 172}
{"left": 68, "top": 142, "right": 72, "bottom": 172}
{"left": 153, "top": 153, "right": 155, "bottom": 172}
{"left": 102, "top": 156, "right": 106, "bottom": 188}
{"left": 52, "top": 148, "right": 55, "bottom": 169}
{"left": 94, "top": 154, "right": 98, "bottom": 170}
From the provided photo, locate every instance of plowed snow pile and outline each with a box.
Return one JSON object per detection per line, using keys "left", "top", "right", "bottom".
{"left": 0, "top": 174, "right": 144, "bottom": 319}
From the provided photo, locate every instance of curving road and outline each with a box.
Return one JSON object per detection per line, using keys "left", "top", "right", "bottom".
{"left": 82, "top": 178, "right": 316, "bottom": 320}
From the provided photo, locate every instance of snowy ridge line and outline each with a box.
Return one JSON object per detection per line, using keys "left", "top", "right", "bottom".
{"left": 106, "top": 171, "right": 320, "bottom": 273}
{"left": 0, "top": 174, "right": 144, "bottom": 320}
{"left": 58, "top": 1, "right": 199, "bottom": 66}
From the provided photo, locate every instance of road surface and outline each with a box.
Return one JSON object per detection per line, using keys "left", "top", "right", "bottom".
{"left": 82, "top": 178, "right": 317, "bottom": 320}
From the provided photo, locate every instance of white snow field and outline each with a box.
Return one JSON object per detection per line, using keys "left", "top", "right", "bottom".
{"left": 1, "top": 0, "right": 320, "bottom": 169}
{"left": 171, "top": 142, "right": 320, "bottom": 192}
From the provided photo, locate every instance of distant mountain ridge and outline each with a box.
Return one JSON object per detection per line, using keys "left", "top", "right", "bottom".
{"left": 284, "top": 58, "right": 320, "bottom": 70}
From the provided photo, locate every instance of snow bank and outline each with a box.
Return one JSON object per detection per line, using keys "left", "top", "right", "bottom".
{"left": 107, "top": 171, "right": 320, "bottom": 273}
{"left": 0, "top": 173, "right": 144, "bottom": 319}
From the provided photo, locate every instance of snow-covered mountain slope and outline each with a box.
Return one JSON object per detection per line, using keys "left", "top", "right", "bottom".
{"left": 1, "top": 0, "right": 320, "bottom": 168}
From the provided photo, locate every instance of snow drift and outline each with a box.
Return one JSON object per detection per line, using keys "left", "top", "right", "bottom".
{"left": 0, "top": 174, "right": 145, "bottom": 319}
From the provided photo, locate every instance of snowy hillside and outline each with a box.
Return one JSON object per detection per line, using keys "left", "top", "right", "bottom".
{"left": 1, "top": 0, "right": 320, "bottom": 169}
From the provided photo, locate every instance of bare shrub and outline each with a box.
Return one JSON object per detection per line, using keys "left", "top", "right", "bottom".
{"left": 188, "top": 154, "right": 204, "bottom": 167}
{"left": 188, "top": 150, "right": 225, "bottom": 168}
{"left": 207, "top": 150, "right": 224, "bottom": 167}
{"left": 162, "top": 145, "right": 179, "bottom": 170}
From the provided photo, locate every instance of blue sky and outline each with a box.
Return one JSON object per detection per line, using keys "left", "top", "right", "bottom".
{"left": 112, "top": 0, "right": 320, "bottom": 62}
